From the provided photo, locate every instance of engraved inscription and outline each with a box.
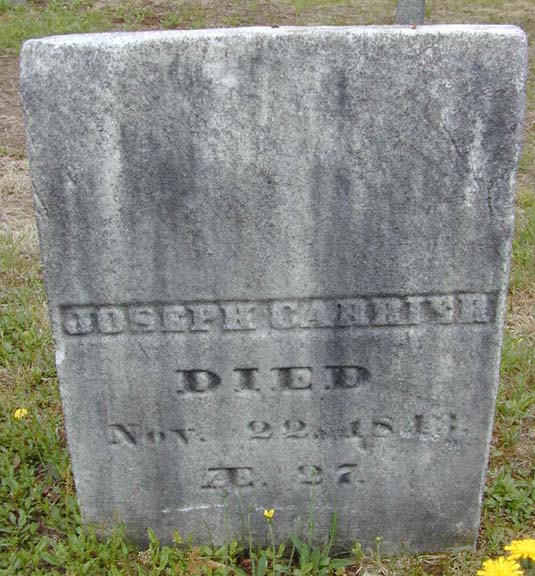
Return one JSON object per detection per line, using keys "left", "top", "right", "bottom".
{"left": 63, "top": 308, "right": 93, "bottom": 335}
{"left": 371, "top": 298, "right": 405, "bottom": 325}
{"left": 202, "top": 467, "right": 253, "bottom": 489}
{"left": 60, "top": 292, "right": 497, "bottom": 335}
{"left": 248, "top": 421, "right": 273, "bottom": 439}
{"left": 406, "top": 296, "right": 455, "bottom": 324}
{"left": 97, "top": 307, "right": 127, "bottom": 334}
{"left": 108, "top": 424, "right": 194, "bottom": 446}
{"left": 457, "top": 294, "right": 492, "bottom": 323}
{"left": 161, "top": 305, "right": 189, "bottom": 332}
{"left": 246, "top": 412, "right": 460, "bottom": 445}
{"left": 108, "top": 424, "right": 139, "bottom": 445}
{"left": 282, "top": 419, "right": 308, "bottom": 438}
{"left": 201, "top": 464, "right": 363, "bottom": 490}
{"left": 325, "top": 366, "right": 370, "bottom": 389}
{"left": 336, "top": 464, "right": 362, "bottom": 485}
{"left": 372, "top": 417, "right": 394, "bottom": 437}
{"left": 220, "top": 304, "right": 257, "bottom": 330}
{"left": 270, "top": 301, "right": 299, "bottom": 329}
{"left": 411, "top": 413, "right": 458, "bottom": 441}
{"left": 171, "top": 365, "right": 370, "bottom": 395}
{"left": 190, "top": 305, "right": 218, "bottom": 331}
{"left": 248, "top": 419, "right": 308, "bottom": 439}
{"left": 274, "top": 367, "right": 313, "bottom": 390}
{"left": 107, "top": 411, "right": 461, "bottom": 451}
{"left": 337, "top": 299, "right": 368, "bottom": 326}
{"left": 233, "top": 368, "right": 259, "bottom": 392}
{"left": 297, "top": 465, "right": 323, "bottom": 484}
{"left": 129, "top": 306, "right": 158, "bottom": 332}
{"left": 176, "top": 370, "right": 221, "bottom": 393}
{"left": 296, "top": 464, "right": 362, "bottom": 485}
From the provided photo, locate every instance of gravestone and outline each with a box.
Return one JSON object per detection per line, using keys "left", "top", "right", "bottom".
{"left": 396, "top": 0, "right": 426, "bottom": 25}
{"left": 21, "top": 26, "right": 527, "bottom": 553}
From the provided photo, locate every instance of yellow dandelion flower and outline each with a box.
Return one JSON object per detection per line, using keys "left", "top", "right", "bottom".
{"left": 477, "top": 556, "right": 523, "bottom": 576}
{"left": 505, "top": 539, "right": 535, "bottom": 562}
{"left": 263, "top": 509, "right": 275, "bottom": 520}
{"left": 14, "top": 408, "right": 29, "bottom": 419}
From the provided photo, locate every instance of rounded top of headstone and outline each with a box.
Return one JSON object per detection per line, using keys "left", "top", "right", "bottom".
{"left": 20, "top": 24, "right": 526, "bottom": 51}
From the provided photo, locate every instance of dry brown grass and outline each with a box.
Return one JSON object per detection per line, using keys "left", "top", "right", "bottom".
{"left": 0, "top": 156, "right": 37, "bottom": 246}
{"left": 507, "top": 286, "right": 535, "bottom": 338}
{"left": 0, "top": 55, "right": 25, "bottom": 152}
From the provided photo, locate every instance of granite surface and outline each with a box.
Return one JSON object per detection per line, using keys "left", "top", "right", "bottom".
{"left": 396, "top": 0, "right": 426, "bottom": 25}
{"left": 21, "top": 26, "right": 527, "bottom": 552}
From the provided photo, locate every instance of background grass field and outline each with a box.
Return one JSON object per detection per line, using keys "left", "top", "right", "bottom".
{"left": 1, "top": 1, "right": 534, "bottom": 574}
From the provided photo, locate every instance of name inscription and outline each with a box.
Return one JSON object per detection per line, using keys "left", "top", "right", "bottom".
{"left": 60, "top": 292, "right": 496, "bottom": 336}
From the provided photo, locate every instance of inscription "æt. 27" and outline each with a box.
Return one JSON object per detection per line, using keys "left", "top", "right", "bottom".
{"left": 201, "top": 465, "right": 359, "bottom": 489}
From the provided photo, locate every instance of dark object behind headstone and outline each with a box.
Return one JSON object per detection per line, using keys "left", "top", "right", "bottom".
{"left": 397, "top": 0, "right": 426, "bottom": 24}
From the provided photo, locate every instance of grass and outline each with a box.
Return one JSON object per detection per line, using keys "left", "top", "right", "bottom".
{"left": 511, "top": 190, "right": 535, "bottom": 292}
{"left": 0, "top": 1, "right": 111, "bottom": 52}
{"left": 0, "top": 146, "right": 25, "bottom": 160}
{"left": 0, "top": 0, "right": 397, "bottom": 52}
{"left": 1, "top": 0, "right": 535, "bottom": 574}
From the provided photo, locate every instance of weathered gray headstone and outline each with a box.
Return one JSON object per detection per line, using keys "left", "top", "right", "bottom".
{"left": 396, "top": 0, "right": 426, "bottom": 25}
{"left": 21, "top": 26, "right": 527, "bottom": 553}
